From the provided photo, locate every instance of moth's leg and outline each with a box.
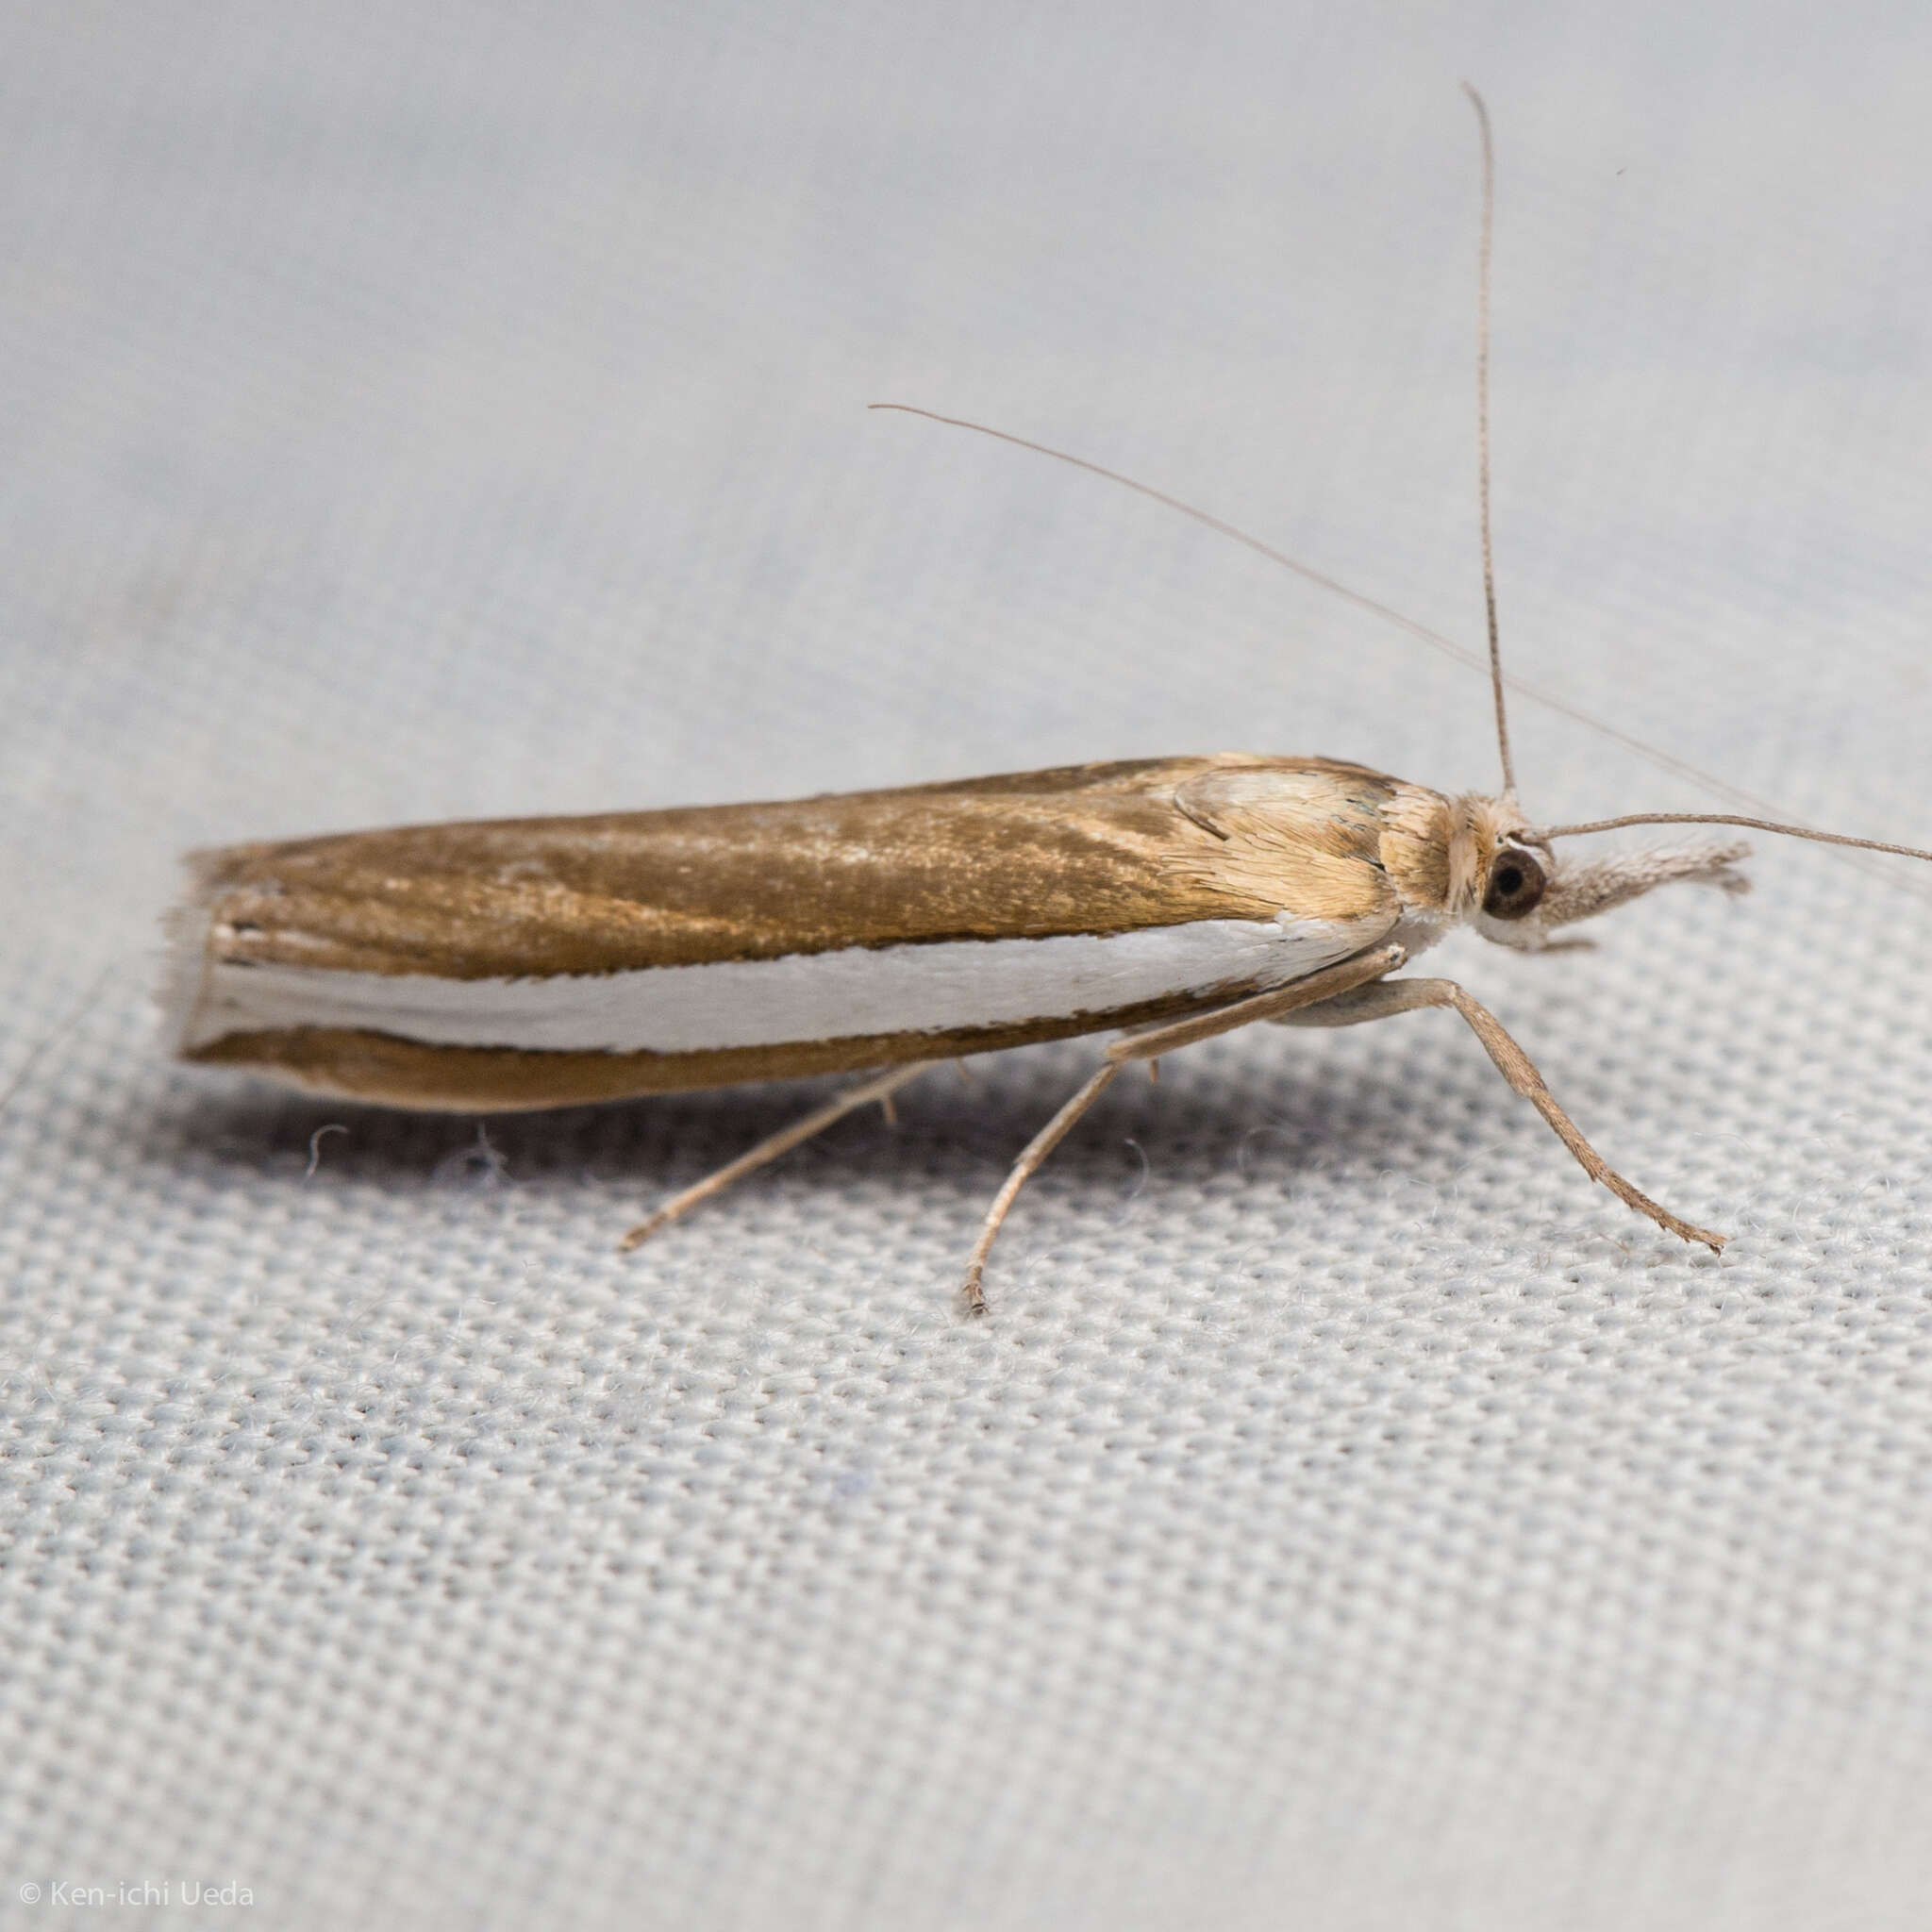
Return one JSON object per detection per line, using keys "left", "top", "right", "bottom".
{"left": 1105, "top": 942, "right": 1408, "bottom": 1062}
{"left": 960, "top": 1063, "right": 1122, "bottom": 1317}
{"left": 620, "top": 1061, "right": 939, "bottom": 1252}
{"left": 1278, "top": 977, "right": 1726, "bottom": 1251}
{"left": 959, "top": 943, "right": 1408, "bottom": 1314}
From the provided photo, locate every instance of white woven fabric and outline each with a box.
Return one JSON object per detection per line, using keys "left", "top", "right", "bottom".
{"left": 4, "top": 5, "right": 1930, "bottom": 1926}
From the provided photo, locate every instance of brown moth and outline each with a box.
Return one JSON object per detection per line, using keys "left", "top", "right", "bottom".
{"left": 164, "top": 90, "right": 1931, "bottom": 1311}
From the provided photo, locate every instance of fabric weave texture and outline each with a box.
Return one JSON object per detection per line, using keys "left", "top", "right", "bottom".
{"left": 3, "top": 6, "right": 1930, "bottom": 1927}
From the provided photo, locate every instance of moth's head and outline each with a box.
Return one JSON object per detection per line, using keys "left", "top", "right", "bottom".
{"left": 1453, "top": 795, "right": 1751, "bottom": 950}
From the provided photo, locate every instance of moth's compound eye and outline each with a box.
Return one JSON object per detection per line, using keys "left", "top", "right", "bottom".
{"left": 1483, "top": 847, "right": 1546, "bottom": 921}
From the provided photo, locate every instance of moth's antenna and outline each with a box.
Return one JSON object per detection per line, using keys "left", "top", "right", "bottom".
{"left": 864, "top": 402, "right": 1929, "bottom": 868}
{"left": 1462, "top": 82, "right": 1515, "bottom": 803}
{"left": 866, "top": 402, "right": 1468, "bottom": 650}
{"left": 1542, "top": 811, "right": 1932, "bottom": 865}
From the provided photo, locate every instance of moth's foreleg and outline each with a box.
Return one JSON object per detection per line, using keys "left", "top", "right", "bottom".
{"left": 620, "top": 1061, "right": 939, "bottom": 1253}
{"left": 1278, "top": 977, "right": 1727, "bottom": 1252}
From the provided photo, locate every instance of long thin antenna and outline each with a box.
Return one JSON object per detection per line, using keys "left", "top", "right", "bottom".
{"left": 1461, "top": 82, "right": 1515, "bottom": 801}
{"left": 1542, "top": 811, "right": 1932, "bottom": 864}
{"left": 864, "top": 402, "right": 1932, "bottom": 882}
{"left": 867, "top": 403, "right": 1471, "bottom": 658}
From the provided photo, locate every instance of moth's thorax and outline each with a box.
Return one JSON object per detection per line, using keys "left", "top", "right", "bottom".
{"left": 1375, "top": 781, "right": 1458, "bottom": 910}
{"left": 1166, "top": 758, "right": 1440, "bottom": 923}
{"left": 1162, "top": 758, "right": 1488, "bottom": 961}
{"left": 1354, "top": 780, "right": 1472, "bottom": 959}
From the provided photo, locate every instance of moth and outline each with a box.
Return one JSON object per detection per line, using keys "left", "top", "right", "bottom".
{"left": 163, "top": 92, "right": 1930, "bottom": 1312}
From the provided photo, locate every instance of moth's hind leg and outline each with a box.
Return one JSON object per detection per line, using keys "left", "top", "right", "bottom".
{"left": 621, "top": 1062, "right": 939, "bottom": 1252}
{"left": 1277, "top": 977, "right": 1726, "bottom": 1251}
